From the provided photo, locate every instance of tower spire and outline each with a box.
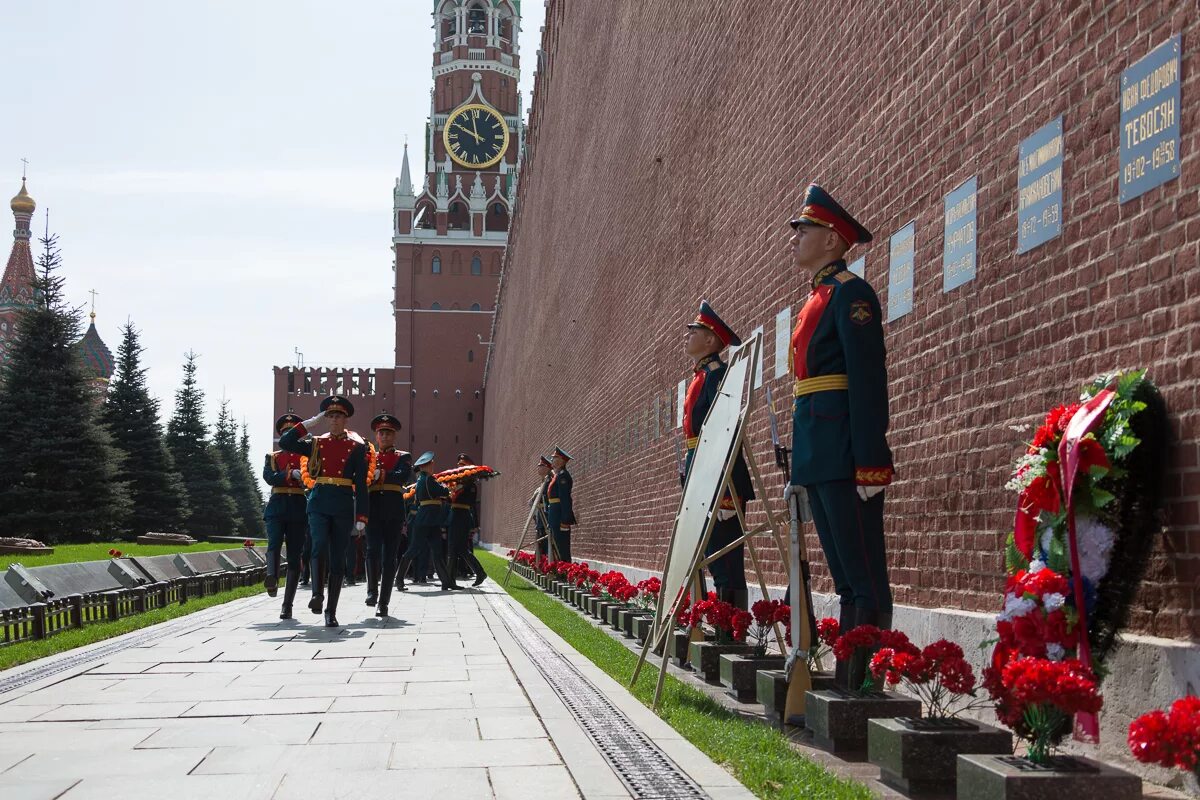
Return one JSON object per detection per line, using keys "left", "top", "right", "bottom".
{"left": 398, "top": 142, "right": 414, "bottom": 197}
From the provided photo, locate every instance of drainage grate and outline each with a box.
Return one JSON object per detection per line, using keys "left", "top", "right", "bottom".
{"left": 0, "top": 595, "right": 271, "bottom": 696}
{"left": 488, "top": 594, "right": 710, "bottom": 800}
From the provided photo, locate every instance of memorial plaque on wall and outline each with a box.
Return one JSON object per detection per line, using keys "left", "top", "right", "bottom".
{"left": 773, "top": 306, "right": 791, "bottom": 379}
{"left": 887, "top": 222, "right": 915, "bottom": 321}
{"left": 848, "top": 256, "right": 865, "bottom": 278}
{"left": 1120, "top": 35, "right": 1182, "bottom": 202}
{"left": 1017, "top": 116, "right": 1063, "bottom": 253}
{"left": 943, "top": 176, "right": 978, "bottom": 292}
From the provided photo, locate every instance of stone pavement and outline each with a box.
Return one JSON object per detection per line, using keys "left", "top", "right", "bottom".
{"left": 0, "top": 580, "right": 754, "bottom": 800}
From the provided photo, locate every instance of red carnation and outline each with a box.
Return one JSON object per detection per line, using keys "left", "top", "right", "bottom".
{"left": 816, "top": 617, "right": 840, "bottom": 647}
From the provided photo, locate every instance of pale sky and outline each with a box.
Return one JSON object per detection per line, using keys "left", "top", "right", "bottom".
{"left": 0, "top": 0, "right": 544, "bottom": 482}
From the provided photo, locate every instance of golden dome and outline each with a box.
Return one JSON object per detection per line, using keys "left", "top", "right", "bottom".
{"left": 10, "top": 178, "right": 35, "bottom": 214}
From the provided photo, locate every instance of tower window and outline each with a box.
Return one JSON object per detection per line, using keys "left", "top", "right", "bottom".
{"left": 431, "top": 256, "right": 441, "bottom": 274}
{"left": 471, "top": 256, "right": 482, "bottom": 275}
{"left": 467, "top": 412, "right": 474, "bottom": 422}
{"left": 470, "top": 303, "right": 481, "bottom": 311}
{"left": 468, "top": 6, "right": 486, "bottom": 34}
{"left": 467, "top": 349, "right": 474, "bottom": 362}
{"left": 431, "top": 302, "right": 442, "bottom": 310}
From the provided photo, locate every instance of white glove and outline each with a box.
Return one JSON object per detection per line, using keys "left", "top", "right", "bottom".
{"left": 716, "top": 508, "right": 737, "bottom": 521}
{"left": 301, "top": 411, "right": 325, "bottom": 429}
{"left": 783, "top": 484, "right": 800, "bottom": 504}
{"left": 289, "top": 469, "right": 302, "bottom": 480}
{"left": 354, "top": 520, "right": 366, "bottom": 533}
{"left": 373, "top": 469, "right": 382, "bottom": 481}
{"left": 857, "top": 485, "right": 885, "bottom": 502}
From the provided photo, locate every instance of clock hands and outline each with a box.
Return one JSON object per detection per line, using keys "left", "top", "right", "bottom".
{"left": 452, "top": 123, "right": 484, "bottom": 144}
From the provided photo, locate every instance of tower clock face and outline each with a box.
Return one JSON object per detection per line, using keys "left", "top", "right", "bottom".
{"left": 443, "top": 104, "right": 509, "bottom": 169}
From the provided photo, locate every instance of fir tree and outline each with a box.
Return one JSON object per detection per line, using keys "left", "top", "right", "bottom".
{"left": 214, "top": 400, "right": 265, "bottom": 537}
{"left": 0, "top": 234, "right": 131, "bottom": 541}
{"left": 100, "top": 321, "right": 190, "bottom": 536}
{"left": 164, "top": 352, "right": 236, "bottom": 536}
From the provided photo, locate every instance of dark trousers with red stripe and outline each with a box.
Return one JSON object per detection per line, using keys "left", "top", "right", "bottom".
{"left": 806, "top": 479, "right": 892, "bottom": 613}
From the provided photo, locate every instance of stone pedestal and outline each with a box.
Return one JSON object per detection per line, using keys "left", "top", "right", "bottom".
{"left": 633, "top": 615, "right": 654, "bottom": 644}
{"left": 621, "top": 610, "right": 652, "bottom": 639}
{"left": 719, "top": 653, "right": 785, "bottom": 702}
{"left": 869, "top": 717, "right": 1013, "bottom": 796}
{"left": 594, "top": 600, "right": 612, "bottom": 621}
{"left": 956, "top": 754, "right": 1141, "bottom": 800}
{"left": 805, "top": 689, "right": 922, "bottom": 755}
{"left": 756, "top": 669, "right": 837, "bottom": 725}
{"left": 688, "top": 640, "right": 757, "bottom": 683}
{"left": 604, "top": 604, "right": 624, "bottom": 629}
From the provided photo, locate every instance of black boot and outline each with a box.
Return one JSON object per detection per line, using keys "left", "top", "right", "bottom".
{"left": 470, "top": 551, "right": 487, "bottom": 587}
{"left": 325, "top": 576, "right": 343, "bottom": 627}
{"left": 395, "top": 556, "right": 411, "bottom": 592}
{"left": 376, "top": 604, "right": 388, "bottom": 617}
{"left": 308, "top": 558, "right": 325, "bottom": 615}
{"left": 280, "top": 566, "right": 300, "bottom": 620}
{"left": 845, "top": 607, "right": 880, "bottom": 693}
{"left": 365, "top": 560, "right": 380, "bottom": 606}
{"left": 834, "top": 604, "right": 854, "bottom": 690}
{"left": 265, "top": 547, "right": 281, "bottom": 597}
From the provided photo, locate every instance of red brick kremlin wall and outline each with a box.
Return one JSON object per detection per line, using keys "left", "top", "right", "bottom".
{"left": 481, "top": 1, "right": 1200, "bottom": 640}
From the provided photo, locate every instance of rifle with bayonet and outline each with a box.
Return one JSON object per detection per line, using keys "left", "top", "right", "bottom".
{"left": 766, "top": 386, "right": 818, "bottom": 723}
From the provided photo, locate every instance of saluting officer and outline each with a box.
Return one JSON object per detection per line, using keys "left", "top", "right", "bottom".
{"left": 396, "top": 452, "right": 452, "bottom": 591}
{"left": 262, "top": 414, "right": 309, "bottom": 619}
{"left": 683, "top": 301, "right": 755, "bottom": 610}
{"left": 534, "top": 455, "right": 553, "bottom": 560}
{"left": 366, "top": 413, "right": 411, "bottom": 616}
{"left": 278, "top": 396, "right": 370, "bottom": 627}
{"left": 545, "top": 446, "right": 576, "bottom": 563}
{"left": 448, "top": 453, "right": 487, "bottom": 587}
{"left": 785, "top": 184, "right": 894, "bottom": 690}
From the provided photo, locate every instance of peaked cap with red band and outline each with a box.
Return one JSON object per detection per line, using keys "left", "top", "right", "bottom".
{"left": 687, "top": 300, "right": 741, "bottom": 348}
{"left": 789, "top": 183, "right": 873, "bottom": 247}
{"left": 371, "top": 413, "right": 400, "bottom": 432}
{"left": 275, "top": 414, "right": 302, "bottom": 435}
{"left": 538, "top": 455, "right": 553, "bottom": 468}
{"left": 320, "top": 394, "right": 355, "bottom": 417}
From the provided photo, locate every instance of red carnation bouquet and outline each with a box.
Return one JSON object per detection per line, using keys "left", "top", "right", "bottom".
{"left": 797, "top": 616, "right": 840, "bottom": 673}
{"left": 833, "top": 624, "right": 918, "bottom": 692}
{"left": 1128, "top": 696, "right": 1200, "bottom": 775}
{"left": 870, "top": 638, "right": 987, "bottom": 719}
{"left": 983, "top": 657, "right": 1102, "bottom": 764}
{"left": 635, "top": 577, "right": 661, "bottom": 612}
{"left": 746, "top": 599, "right": 789, "bottom": 656}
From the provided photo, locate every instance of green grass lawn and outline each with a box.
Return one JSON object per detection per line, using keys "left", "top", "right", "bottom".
{"left": 477, "top": 550, "right": 872, "bottom": 800}
{"left": 0, "top": 582, "right": 263, "bottom": 672}
{"left": 1, "top": 541, "right": 249, "bottom": 571}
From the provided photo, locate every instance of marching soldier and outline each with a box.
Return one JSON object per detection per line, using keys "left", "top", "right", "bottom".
{"left": 683, "top": 301, "right": 754, "bottom": 609}
{"left": 448, "top": 453, "right": 487, "bottom": 587}
{"left": 366, "top": 414, "right": 411, "bottom": 616}
{"left": 262, "top": 414, "right": 309, "bottom": 619}
{"left": 785, "top": 184, "right": 893, "bottom": 690}
{"left": 545, "top": 446, "right": 576, "bottom": 563}
{"left": 278, "top": 395, "right": 370, "bottom": 627}
{"left": 396, "top": 452, "right": 452, "bottom": 590}
{"left": 534, "top": 455, "right": 553, "bottom": 560}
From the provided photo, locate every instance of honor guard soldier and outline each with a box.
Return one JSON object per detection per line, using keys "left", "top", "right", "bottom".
{"left": 279, "top": 395, "right": 370, "bottom": 627}
{"left": 366, "top": 414, "right": 411, "bottom": 616}
{"left": 448, "top": 453, "right": 487, "bottom": 586}
{"left": 786, "top": 184, "right": 894, "bottom": 690}
{"left": 396, "top": 452, "right": 452, "bottom": 590}
{"left": 546, "top": 446, "right": 576, "bottom": 563}
{"left": 534, "top": 455, "right": 553, "bottom": 560}
{"left": 262, "top": 414, "right": 309, "bottom": 619}
{"left": 683, "top": 301, "right": 755, "bottom": 609}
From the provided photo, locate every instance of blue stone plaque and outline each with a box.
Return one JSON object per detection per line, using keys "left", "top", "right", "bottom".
{"left": 943, "top": 176, "right": 978, "bottom": 292}
{"left": 1120, "top": 35, "right": 1181, "bottom": 203}
{"left": 887, "top": 222, "right": 915, "bottom": 322}
{"left": 848, "top": 256, "right": 865, "bottom": 278}
{"left": 1016, "top": 116, "right": 1063, "bottom": 254}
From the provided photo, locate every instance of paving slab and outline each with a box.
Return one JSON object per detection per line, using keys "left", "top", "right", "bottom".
{"left": 0, "top": 581, "right": 753, "bottom": 799}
